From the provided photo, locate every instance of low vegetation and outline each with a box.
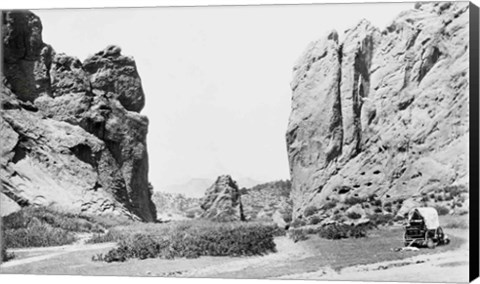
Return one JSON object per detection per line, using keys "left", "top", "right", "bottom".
{"left": 318, "top": 224, "right": 367, "bottom": 240}
{"left": 434, "top": 205, "right": 450, "bottom": 216}
{"left": 1, "top": 206, "right": 132, "bottom": 248}
{"left": 304, "top": 206, "right": 318, "bottom": 217}
{"left": 344, "top": 196, "right": 367, "bottom": 206}
{"left": 92, "top": 221, "right": 277, "bottom": 262}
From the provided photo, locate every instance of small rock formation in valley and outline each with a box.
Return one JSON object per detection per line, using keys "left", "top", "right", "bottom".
{"left": 1, "top": 10, "right": 156, "bottom": 221}
{"left": 286, "top": 2, "right": 470, "bottom": 225}
{"left": 200, "top": 175, "right": 245, "bottom": 221}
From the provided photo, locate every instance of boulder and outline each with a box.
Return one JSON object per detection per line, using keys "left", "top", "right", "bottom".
{"left": 83, "top": 45, "right": 145, "bottom": 112}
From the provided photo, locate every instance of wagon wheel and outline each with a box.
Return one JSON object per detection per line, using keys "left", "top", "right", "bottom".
{"left": 427, "top": 238, "right": 436, "bottom": 249}
{"left": 437, "top": 227, "right": 444, "bottom": 244}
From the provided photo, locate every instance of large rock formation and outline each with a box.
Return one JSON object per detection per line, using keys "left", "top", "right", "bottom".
{"left": 1, "top": 10, "right": 156, "bottom": 221}
{"left": 286, "top": 2, "right": 470, "bottom": 224}
{"left": 200, "top": 175, "right": 245, "bottom": 221}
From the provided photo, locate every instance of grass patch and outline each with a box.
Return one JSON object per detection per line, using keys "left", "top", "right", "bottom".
{"left": 92, "top": 220, "right": 277, "bottom": 262}
{"left": 2, "top": 206, "right": 134, "bottom": 248}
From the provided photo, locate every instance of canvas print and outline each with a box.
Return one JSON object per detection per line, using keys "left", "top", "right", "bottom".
{"left": 0, "top": 1, "right": 478, "bottom": 282}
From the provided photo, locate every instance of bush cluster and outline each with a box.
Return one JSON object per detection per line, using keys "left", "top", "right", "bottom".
{"left": 92, "top": 221, "right": 277, "bottom": 262}
{"left": 434, "top": 205, "right": 450, "bottom": 216}
{"left": 4, "top": 218, "right": 77, "bottom": 248}
{"left": 304, "top": 206, "right": 318, "bottom": 217}
{"left": 290, "top": 218, "right": 307, "bottom": 228}
{"left": 287, "top": 229, "right": 309, "bottom": 243}
{"left": 346, "top": 212, "right": 362, "bottom": 219}
{"left": 309, "top": 216, "right": 321, "bottom": 225}
{"left": 318, "top": 224, "right": 367, "bottom": 240}
{"left": 322, "top": 200, "right": 337, "bottom": 210}
{"left": 344, "top": 196, "right": 366, "bottom": 206}
{"left": 368, "top": 213, "right": 394, "bottom": 227}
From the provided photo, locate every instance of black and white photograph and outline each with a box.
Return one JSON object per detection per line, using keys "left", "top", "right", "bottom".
{"left": 0, "top": 0, "right": 479, "bottom": 283}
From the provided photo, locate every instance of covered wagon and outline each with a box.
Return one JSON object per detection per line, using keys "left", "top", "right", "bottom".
{"left": 404, "top": 207, "right": 450, "bottom": 248}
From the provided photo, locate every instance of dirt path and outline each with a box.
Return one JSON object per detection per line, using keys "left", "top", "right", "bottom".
{"left": 1, "top": 242, "right": 116, "bottom": 269}
{"left": 1, "top": 227, "right": 469, "bottom": 282}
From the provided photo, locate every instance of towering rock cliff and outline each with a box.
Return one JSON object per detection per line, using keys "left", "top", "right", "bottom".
{"left": 287, "top": 2, "right": 470, "bottom": 223}
{"left": 1, "top": 10, "right": 157, "bottom": 221}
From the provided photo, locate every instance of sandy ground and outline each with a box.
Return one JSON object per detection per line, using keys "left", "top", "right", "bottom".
{"left": 0, "top": 227, "right": 469, "bottom": 282}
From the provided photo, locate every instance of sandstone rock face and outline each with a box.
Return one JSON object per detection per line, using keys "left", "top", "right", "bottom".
{"left": 286, "top": 2, "right": 470, "bottom": 223}
{"left": 1, "top": 10, "right": 156, "bottom": 221}
{"left": 200, "top": 175, "right": 245, "bottom": 222}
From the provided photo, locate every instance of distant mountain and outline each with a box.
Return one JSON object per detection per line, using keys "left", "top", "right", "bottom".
{"left": 152, "top": 191, "right": 202, "bottom": 221}
{"left": 162, "top": 177, "right": 262, "bottom": 198}
{"left": 162, "top": 178, "right": 212, "bottom": 198}
{"left": 236, "top": 177, "right": 262, "bottom": 189}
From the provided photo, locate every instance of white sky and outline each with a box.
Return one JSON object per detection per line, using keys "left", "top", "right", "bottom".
{"left": 34, "top": 3, "right": 411, "bottom": 190}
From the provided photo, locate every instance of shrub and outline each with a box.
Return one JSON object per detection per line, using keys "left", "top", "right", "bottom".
{"left": 322, "top": 201, "right": 337, "bottom": 210}
{"left": 92, "top": 221, "right": 277, "bottom": 262}
{"left": 1, "top": 244, "right": 14, "bottom": 262}
{"left": 87, "top": 229, "right": 126, "bottom": 244}
{"left": 282, "top": 213, "right": 293, "bottom": 223}
{"left": 434, "top": 205, "right": 450, "bottom": 216}
{"left": 290, "top": 218, "right": 306, "bottom": 228}
{"left": 442, "top": 185, "right": 468, "bottom": 198}
{"left": 309, "top": 216, "right": 321, "bottom": 225}
{"left": 318, "top": 224, "right": 367, "bottom": 240}
{"left": 304, "top": 206, "right": 318, "bottom": 217}
{"left": 347, "top": 212, "right": 362, "bottom": 219}
{"left": 368, "top": 213, "right": 394, "bottom": 227}
{"left": 287, "top": 229, "right": 309, "bottom": 243}
{"left": 4, "top": 218, "right": 77, "bottom": 248}
{"left": 344, "top": 196, "right": 366, "bottom": 206}
{"left": 1, "top": 229, "right": 14, "bottom": 262}
{"left": 1, "top": 206, "right": 133, "bottom": 248}
{"left": 421, "top": 196, "right": 430, "bottom": 202}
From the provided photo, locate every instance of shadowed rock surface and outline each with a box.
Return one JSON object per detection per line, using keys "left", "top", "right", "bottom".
{"left": 1, "top": 10, "right": 156, "bottom": 221}
{"left": 200, "top": 175, "right": 245, "bottom": 222}
{"left": 286, "top": 2, "right": 470, "bottom": 224}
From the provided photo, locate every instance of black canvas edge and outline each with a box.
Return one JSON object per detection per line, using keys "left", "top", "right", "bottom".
{"left": 470, "top": 1, "right": 480, "bottom": 283}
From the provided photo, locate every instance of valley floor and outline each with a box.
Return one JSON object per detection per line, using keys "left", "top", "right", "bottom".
{"left": 0, "top": 224, "right": 469, "bottom": 282}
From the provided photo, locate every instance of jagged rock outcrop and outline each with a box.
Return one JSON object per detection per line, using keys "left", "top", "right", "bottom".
{"left": 200, "top": 175, "right": 245, "bottom": 222}
{"left": 286, "top": 2, "right": 470, "bottom": 224}
{"left": 1, "top": 10, "right": 156, "bottom": 221}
